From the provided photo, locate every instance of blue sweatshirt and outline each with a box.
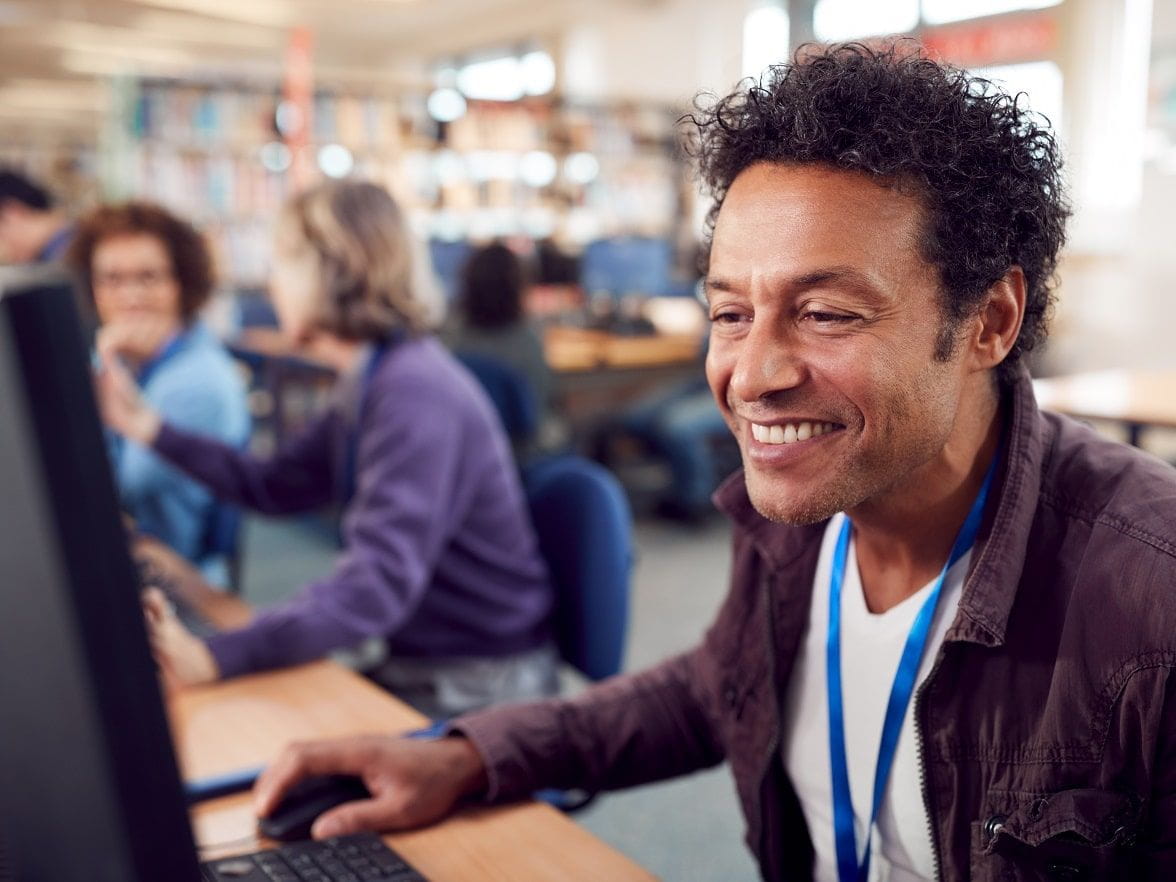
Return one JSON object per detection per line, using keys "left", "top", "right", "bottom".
{"left": 115, "top": 321, "right": 249, "bottom": 565}
{"left": 152, "top": 335, "right": 553, "bottom": 678}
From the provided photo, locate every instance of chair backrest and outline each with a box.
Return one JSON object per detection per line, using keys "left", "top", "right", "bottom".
{"left": 201, "top": 498, "right": 241, "bottom": 559}
{"left": 522, "top": 455, "right": 633, "bottom": 681}
{"left": 455, "top": 350, "right": 539, "bottom": 445}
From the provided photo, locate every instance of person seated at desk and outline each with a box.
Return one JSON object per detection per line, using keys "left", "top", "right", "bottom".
{"left": 97, "top": 180, "right": 556, "bottom": 718}
{"left": 71, "top": 202, "right": 249, "bottom": 577}
{"left": 603, "top": 339, "right": 729, "bottom": 524}
{"left": 249, "top": 45, "right": 1176, "bottom": 879}
{"left": 443, "top": 242, "right": 556, "bottom": 458}
{"left": 0, "top": 167, "right": 75, "bottom": 264}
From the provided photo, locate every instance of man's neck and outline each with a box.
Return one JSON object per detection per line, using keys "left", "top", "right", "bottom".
{"left": 847, "top": 382, "right": 1002, "bottom": 614}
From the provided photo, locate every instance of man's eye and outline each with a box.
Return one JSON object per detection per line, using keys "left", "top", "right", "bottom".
{"left": 803, "top": 311, "right": 855, "bottom": 324}
{"left": 710, "top": 311, "right": 745, "bottom": 325}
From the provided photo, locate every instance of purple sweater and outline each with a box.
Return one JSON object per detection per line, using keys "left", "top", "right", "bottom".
{"left": 153, "top": 336, "right": 553, "bottom": 678}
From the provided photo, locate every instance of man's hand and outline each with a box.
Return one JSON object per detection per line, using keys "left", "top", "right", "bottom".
{"left": 94, "top": 348, "right": 162, "bottom": 445}
{"left": 254, "top": 734, "right": 490, "bottom": 839}
{"left": 142, "top": 587, "right": 219, "bottom": 687}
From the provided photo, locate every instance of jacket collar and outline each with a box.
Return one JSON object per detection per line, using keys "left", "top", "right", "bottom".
{"left": 714, "top": 366, "right": 1049, "bottom": 648}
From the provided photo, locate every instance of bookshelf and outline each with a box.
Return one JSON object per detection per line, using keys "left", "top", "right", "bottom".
{"left": 94, "top": 77, "right": 691, "bottom": 290}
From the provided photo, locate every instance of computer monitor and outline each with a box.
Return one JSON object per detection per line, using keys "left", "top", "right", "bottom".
{"left": 0, "top": 265, "right": 202, "bottom": 881}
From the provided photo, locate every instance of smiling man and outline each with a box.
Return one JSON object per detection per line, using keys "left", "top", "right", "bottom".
{"left": 252, "top": 44, "right": 1176, "bottom": 880}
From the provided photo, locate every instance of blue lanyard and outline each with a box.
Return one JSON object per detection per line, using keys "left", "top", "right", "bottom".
{"left": 135, "top": 329, "right": 186, "bottom": 388}
{"left": 826, "top": 451, "right": 1000, "bottom": 882}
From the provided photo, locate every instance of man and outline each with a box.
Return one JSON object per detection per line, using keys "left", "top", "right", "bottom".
{"left": 0, "top": 168, "right": 75, "bottom": 264}
{"left": 252, "top": 44, "right": 1176, "bottom": 879}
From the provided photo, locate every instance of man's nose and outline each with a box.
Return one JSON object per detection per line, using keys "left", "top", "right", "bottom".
{"left": 728, "top": 322, "right": 805, "bottom": 404}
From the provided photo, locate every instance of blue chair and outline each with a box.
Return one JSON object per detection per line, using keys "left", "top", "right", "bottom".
{"left": 407, "top": 455, "right": 631, "bottom": 811}
{"left": 455, "top": 351, "right": 539, "bottom": 448}
{"left": 199, "top": 498, "right": 244, "bottom": 593}
{"left": 522, "top": 454, "right": 633, "bottom": 682}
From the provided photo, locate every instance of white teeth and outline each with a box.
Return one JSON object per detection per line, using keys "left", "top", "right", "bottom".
{"left": 751, "top": 420, "right": 839, "bottom": 445}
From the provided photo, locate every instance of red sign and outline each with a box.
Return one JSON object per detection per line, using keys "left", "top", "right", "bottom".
{"left": 920, "top": 11, "right": 1058, "bottom": 67}
{"left": 283, "top": 26, "right": 315, "bottom": 189}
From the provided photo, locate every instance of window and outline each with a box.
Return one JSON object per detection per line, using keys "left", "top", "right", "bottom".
{"left": 743, "top": 4, "right": 791, "bottom": 80}
{"left": 813, "top": 0, "right": 919, "bottom": 42}
{"left": 974, "top": 60, "right": 1064, "bottom": 133}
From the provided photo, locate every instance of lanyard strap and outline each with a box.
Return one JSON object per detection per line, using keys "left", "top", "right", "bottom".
{"left": 135, "top": 329, "right": 186, "bottom": 388}
{"left": 826, "top": 451, "right": 1000, "bottom": 882}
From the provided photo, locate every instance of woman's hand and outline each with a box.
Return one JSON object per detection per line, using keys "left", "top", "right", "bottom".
{"left": 142, "top": 587, "right": 220, "bottom": 688}
{"left": 97, "top": 315, "right": 175, "bottom": 365}
{"left": 94, "top": 348, "right": 162, "bottom": 445}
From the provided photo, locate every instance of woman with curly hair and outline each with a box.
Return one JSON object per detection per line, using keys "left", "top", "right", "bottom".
{"left": 70, "top": 202, "right": 250, "bottom": 575}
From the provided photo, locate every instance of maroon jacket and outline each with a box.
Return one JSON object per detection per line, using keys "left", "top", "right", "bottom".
{"left": 458, "top": 370, "right": 1176, "bottom": 880}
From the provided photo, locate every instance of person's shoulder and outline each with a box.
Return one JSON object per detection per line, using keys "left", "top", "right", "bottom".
{"left": 147, "top": 326, "right": 247, "bottom": 410}
{"left": 1039, "top": 412, "right": 1176, "bottom": 560}
{"left": 372, "top": 335, "right": 485, "bottom": 411}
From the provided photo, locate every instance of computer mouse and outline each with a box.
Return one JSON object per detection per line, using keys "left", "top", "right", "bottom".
{"left": 257, "top": 774, "right": 372, "bottom": 842}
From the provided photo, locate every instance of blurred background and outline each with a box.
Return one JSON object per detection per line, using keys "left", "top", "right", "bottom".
{"left": 2, "top": 1, "right": 1173, "bottom": 878}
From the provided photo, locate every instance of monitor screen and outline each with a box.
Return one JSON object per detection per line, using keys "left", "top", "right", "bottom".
{"left": 0, "top": 266, "right": 201, "bottom": 882}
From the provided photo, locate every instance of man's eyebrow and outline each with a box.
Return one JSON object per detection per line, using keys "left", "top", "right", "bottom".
{"left": 702, "top": 277, "right": 738, "bottom": 297}
{"left": 704, "top": 267, "right": 885, "bottom": 298}
{"left": 791, "top": 267, "right": 878, "bottom": 292}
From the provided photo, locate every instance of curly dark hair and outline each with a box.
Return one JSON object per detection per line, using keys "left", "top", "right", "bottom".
{"left": 68, "top": 201, "right": 214, "bottom": 322}
{"left": 459, "top": 242, "right": 527, "bottom": 330}
{"left": 686, "top": 41, "right": 1070, "bottom": 382}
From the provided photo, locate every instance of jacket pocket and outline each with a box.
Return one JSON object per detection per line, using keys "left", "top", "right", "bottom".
{"left": 970, "top": 788, "right": 1141, "bottom": 881}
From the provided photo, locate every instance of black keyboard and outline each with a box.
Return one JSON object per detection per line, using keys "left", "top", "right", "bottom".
{"left": 201, "top": 832, "right": 427, "bottom": 881}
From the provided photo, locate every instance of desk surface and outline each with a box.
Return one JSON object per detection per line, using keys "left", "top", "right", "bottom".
{"left": 1033, "top": 369, "right": 1176, "bottom": 429}
{"left": 230, "top": 325, "right": 699, "bottom": 374}
{"left": 139, "top": 540, "right": 656, "bottom": 882}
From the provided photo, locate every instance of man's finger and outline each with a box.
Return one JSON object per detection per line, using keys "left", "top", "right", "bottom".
{"left": 142, "top": 587, "right": 171, "bottom": 625}
{"left": 253, "top": 740, "right": 370, "bottom": 818}
{"left": 311, "top": 798, "right": 396, "bottom": 839}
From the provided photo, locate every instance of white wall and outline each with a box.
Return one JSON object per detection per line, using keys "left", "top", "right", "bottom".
{"left": 559, "top": 0, "right": 751, "bottom": 106}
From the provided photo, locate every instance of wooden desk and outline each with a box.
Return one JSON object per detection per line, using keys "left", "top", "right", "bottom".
{"left": 1034, "top": 369, "right": 1176, "bottom": 447}
{"left": 230, "top": 325, "right": 701, "bottom": 375}
{"left": 139, "top": 540, "right": 656, "bottom": 881}
{"left": 543, "top": 326, "right": 700, "bottom": 373}
{"left": 227, "top": 325, "right": 703, "bottom": 448}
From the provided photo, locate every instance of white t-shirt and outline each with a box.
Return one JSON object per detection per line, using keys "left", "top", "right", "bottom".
{"left": 781, "top": 513, "right": 970, "bottom": 882}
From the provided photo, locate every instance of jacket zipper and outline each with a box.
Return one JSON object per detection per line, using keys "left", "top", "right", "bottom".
{"left": 914, "top": 649, "right": 946, "bottom": 882}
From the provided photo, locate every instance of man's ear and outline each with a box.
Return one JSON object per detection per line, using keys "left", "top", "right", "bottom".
{"left": 970, "top": 266, "right": 1026, "bottom": 373}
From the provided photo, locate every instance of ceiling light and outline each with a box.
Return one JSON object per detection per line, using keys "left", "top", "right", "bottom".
{"left": 427, "top": 87, "right": 466, "bottom": 123}
{"left": 317, "top": 144, "right": 354, "bottom": 178}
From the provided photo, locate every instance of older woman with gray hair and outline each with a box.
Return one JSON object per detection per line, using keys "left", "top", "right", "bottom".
{"left": 96, "top": 180, "right": 556, "bottom": 717}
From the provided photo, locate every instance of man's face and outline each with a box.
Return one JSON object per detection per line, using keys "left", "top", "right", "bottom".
{"left": 705, "top": 162, "right": 972, "bottom": 525}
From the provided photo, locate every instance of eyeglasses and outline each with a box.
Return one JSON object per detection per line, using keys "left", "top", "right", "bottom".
{"left": 93, "top": 268, "right": 174, "bottom": 292}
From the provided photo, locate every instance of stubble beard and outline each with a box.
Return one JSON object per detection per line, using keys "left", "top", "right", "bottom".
{"left": 739, "top": 369, "right": 957, "bottom": 527}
